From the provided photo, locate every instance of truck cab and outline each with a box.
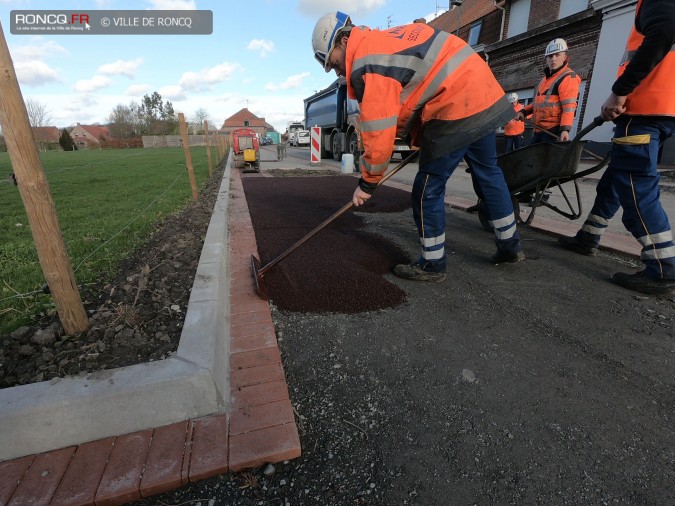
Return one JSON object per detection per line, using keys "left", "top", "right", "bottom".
{"left": 304, "top": 78, "right": 413, "bottom": 163}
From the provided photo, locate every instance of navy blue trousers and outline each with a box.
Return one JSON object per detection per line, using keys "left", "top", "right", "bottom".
{"left": 504, "top": 134, "right": 523, "bottom": 153}
{"left": 411, "top": 132, "right": 522, "bottom": 272}
{"left": 575, "top": 115, "right": 675, "bottom": 279}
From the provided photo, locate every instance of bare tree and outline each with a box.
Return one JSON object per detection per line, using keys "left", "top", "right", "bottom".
{"left": 25, "top": 98, "right": 53, "bottom": 127}
{"left": 106, "top": 101, "right": 147, "bottom": 139}
{"left": 190, "top": 108, "right": 209, "bottom": 134}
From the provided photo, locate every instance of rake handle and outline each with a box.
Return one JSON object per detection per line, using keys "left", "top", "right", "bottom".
{"left": 257, "top": 150, "right": 420, "bottom": 278}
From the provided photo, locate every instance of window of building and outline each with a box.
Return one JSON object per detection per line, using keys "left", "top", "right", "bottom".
{"left": 558, "top": 0, "right": 588, "bottom": 19}
{"left": 468, "top": 21, "right": 482, "bottom": 46}
{"left": 507, "top": 0, "right": 531, "bottom": 38}
{"left": 244, "top": 119, "right": 250, "bottom": 126}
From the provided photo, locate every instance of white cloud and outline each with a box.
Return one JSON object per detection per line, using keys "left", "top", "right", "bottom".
{"left": 73, "top": 75, "right": 112, "bottom": 93}
{"left": 11, "top": 40, "right": 68, "bottom": 61}
{"left": 146, "top": 0, "right": 196, "bottom": 9}
{"left": 296, "top": 0, "right": 386, "bottom": 16}
{"left": 125, "top": 84, "right": 153, "bottom": 96}
{"left": 247, "top": 39, "right": 275, "bottom": 58}
{"left": 179, "top": 62, "right": 241, "bottom": 92}
{"left": 15, "top": 61, "right": 61, "bottom": 86}
{"left": 424, "top": 9, "right": 447, "bottom": 22}
{"left": 158, "top": 85, "right": 186, "bottom": 101}
{"left": 98, "top": 58, "right": 144, "bottom": 78}
{"left": 265, "top": 72, "right": 310, "bottom": 91}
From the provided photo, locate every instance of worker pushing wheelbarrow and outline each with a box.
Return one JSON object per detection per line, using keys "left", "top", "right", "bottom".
{"left": 476, "top": 116, "right": 609, "bottom": 230}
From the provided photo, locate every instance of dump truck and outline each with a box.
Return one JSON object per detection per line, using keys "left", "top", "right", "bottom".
{"left": 232, "top": 128, "right": 260, "bottom": 173}
{"left": 304, "top": 77, "right": 414, "bottom": 162}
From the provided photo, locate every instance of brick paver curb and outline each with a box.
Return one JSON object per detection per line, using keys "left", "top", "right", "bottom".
{"left": 0, "top": 164, "right": 301, "bottom": 505}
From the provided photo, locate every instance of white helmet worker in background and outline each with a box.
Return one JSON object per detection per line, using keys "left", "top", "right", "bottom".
{"left": 545, "top": 38, "right": 568, "bottom": 57}
{"left": 544, "top": 38, "right": 569, "bottom": 75}
{"left": 508, "top": 92, "right": 518, "bottom": 103}
{"left": 517, "top": 37, "right": 580, "bottom": 142}
{"left": 312, "top": 11, "right": 352, "bottom": 72}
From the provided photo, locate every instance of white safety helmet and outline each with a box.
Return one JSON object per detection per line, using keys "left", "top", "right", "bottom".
{"left": 312, "top": 11, "right": 352, "bottom": 72}
{"left": 508, "top": 92, "right": 518, "bottom": 103}
{"left": 545, "top": 38, "right": 568, "bottom": 57}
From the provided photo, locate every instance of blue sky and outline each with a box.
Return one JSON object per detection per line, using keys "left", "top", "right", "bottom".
{"left": 0, "top": 0, "right": 447, "bottom": 133}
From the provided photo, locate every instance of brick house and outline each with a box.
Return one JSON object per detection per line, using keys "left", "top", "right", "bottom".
{"left": 32, "top": 126, "right": 61, "bottom": 143}
{"left": 70, "top": 123, "right": 110, "bottom": 148}
{"left": 220, "top": 108, "right": 268, "bottom": 141}
{"left": 429, "top": 0, "right": 602, "bottom": 141}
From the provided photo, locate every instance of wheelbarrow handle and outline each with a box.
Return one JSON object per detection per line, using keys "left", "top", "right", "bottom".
{"left": 522, "top": 116, "right": 604, "bottom": 142}
{"left": 522, "top": 116, "right": 605, "bottom": 161}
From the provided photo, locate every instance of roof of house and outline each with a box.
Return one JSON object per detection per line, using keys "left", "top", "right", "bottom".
{"left": 429, "top": 0, "right": 497, "bottom": 33}
{"left": 72, "top": 124, "right": 110, "bottom": 140}
{"left": 221, "top": 108, "right": 267, "bottom": 128}
{"left": 32, "top": 126, "right": 61, "bottom": 142}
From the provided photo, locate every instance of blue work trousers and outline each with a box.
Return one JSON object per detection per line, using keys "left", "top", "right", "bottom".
{"left": 411, "top": 132, "right": 521, "bottom": 272}
{"left": 576, "top": 115, "right": 675, "bottom": 279}
{"left": 504, "top": 134, "right": 523, "bottom": 153}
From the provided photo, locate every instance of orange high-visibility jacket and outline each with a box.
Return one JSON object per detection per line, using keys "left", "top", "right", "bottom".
{"left": 521, "top": 63, "right": 581, "bottom": 133}
{"left": 504, "top": 103, "right": 525, "bottom": 136}
{"left": 345, "top": 24, "right": 513, "bottom": 185}
{"left": 616, "top": 0, "right": 675, "bottom": 116}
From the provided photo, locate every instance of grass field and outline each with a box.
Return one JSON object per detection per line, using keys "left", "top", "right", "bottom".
{"left": 0, "top": 146, "right": 220, "bottom": 334}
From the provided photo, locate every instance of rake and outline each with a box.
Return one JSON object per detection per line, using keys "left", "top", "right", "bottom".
{"left": 250, "top": 150, "right": 420, "bottom": 300}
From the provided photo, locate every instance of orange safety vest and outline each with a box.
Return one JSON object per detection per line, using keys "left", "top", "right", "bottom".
{"left": 521, "top": 63, "right": 580, "bottom": 133}
{"left": 617, "top": 0, "right": 675, "bottom": 116}
{"left": 504, "top": 103, "right": 525, "bottom": 136}
{"left": 345, "top": 24, "right": 513, "bottom": 184}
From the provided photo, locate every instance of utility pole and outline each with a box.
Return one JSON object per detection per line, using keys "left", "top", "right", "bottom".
{"left": 0, "top": 21, "right": 88, "bottom": 334}
{"left": 387, "top": 15, "right": 393, "bottom": 28}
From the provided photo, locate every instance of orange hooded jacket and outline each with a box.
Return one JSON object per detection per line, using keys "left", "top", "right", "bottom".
{"left": 521, "top": 63, "right": 580, "bottom": 134}
{"left": 504, "top": 103, "right": 525, "bottom": 136}
{"left": 616, "top": 0, "right": 675, "bottom": 116}
{"left": 344, "top": 24, "right": 513, "bottom": 186}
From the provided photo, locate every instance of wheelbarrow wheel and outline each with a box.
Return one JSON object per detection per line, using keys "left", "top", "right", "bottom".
{"left": 477, "top": 196, "right": 521, "bottom": 231}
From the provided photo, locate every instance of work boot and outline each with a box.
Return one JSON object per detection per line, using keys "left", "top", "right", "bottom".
{"left": 393, "top": 264, "right": 446, "bottom": 282}
{"left": 611, "top": 271, "right": 675, "bottom": 295}
{"left": 558, "top": 235, "right": 598, "bottom": 256}
{"left": 490, "top": 250, "right": 525, "bottom": 264}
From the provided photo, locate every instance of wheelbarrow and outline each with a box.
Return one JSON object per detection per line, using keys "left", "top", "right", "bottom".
{"left": 476, "top": 116, "right": 609, "bottom": 230}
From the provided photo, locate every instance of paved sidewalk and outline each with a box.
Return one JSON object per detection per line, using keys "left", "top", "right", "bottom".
{"left": 0, "top": 162, "right": 300, "bottom": 506}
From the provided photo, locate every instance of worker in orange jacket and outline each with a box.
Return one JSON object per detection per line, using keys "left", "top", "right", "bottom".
{"left": 517, "top": 38, "right": 581, "bottom": 143}
{"left": 312, "top": 12, "right": 524, "bottom": 281}
{"left": 503, "top": 92, "right": 525, "bottom": 152}
{"left": 559, "top": 0, "right": 675, "bottom": 295}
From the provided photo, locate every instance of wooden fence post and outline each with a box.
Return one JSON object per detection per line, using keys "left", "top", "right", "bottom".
{"left": 0, "top": 22, "right": 88, "bottom": 334}
{"left": 178, "top": 112, "right": 199, "bottom": 200}
{"left": 204, "top": 120, "right": 213, "bottom": 177}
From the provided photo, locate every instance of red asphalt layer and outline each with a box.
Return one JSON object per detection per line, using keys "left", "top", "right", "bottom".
{"left": 0, "top": 168, "right": 639, "bottom": 506}
{"left": 0, "top": 167, "right": 300, "bottom": 506}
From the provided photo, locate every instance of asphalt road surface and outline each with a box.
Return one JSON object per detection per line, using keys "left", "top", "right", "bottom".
{"left": 143, "top": 146, "right": 675, "bottom": 505}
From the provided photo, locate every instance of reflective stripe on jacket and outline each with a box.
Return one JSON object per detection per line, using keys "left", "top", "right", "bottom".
{"left": 617, "top": 0, "right": 675, "bottom": 116}
{"left": 521, "top": 63, "right": 581, "bottom": 133}
{"left": 344, "top": 24, "right": 513, "bottom": 184}
{"left": 504, "top": 103, "right": 525, "bottom": 136}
